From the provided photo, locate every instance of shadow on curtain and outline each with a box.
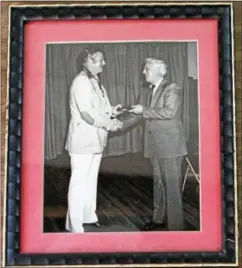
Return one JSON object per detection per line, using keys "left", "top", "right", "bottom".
{"left": 44, "top": 42, "right": 189, "bottom": 160}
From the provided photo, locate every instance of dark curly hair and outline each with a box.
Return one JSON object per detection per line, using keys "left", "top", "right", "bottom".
{"left": 75, "top": 45, "right": 103, "bottom": 73}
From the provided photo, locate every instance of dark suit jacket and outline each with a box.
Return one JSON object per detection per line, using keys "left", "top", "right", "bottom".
{"left": 143, "top": 79, "right": 187, "bottom": 158}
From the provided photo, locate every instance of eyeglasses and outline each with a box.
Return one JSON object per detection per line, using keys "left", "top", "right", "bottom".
{"left": 88, "top": 54, "right": 105, "bottom": 64}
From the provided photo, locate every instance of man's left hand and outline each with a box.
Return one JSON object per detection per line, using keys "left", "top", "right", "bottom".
{"left": 130, "top": 105, "right": 143, "bottom": 114}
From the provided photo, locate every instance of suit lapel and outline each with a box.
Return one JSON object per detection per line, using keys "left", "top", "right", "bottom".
{"left": 150, "top": 79, "right": 168, "bottom": 107}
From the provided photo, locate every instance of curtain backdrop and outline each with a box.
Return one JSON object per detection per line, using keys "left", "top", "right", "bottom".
{"left": 45, "top": 42, "right": 189, "bottom": 160}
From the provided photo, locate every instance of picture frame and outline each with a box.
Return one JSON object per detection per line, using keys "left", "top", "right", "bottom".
{"left": 1, "top": 1, "right": 241, "bottom": 267}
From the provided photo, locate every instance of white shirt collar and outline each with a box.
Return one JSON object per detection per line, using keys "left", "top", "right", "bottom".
{"left": 152, "top": 78, "right": 163, "bottom": 96}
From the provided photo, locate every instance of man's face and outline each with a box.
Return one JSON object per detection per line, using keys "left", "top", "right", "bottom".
{"left": 88, "top": 52, "right": 106, "bottom": 75}
{"left": 143, "top": 61, "right": 167, "bottom": 84}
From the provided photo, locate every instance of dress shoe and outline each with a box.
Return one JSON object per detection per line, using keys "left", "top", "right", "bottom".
{"left": 83, "top": 222, "right": 101, "bottom": 228}
{"left": 142, "top": 221, "right": 166, "bottom": 231}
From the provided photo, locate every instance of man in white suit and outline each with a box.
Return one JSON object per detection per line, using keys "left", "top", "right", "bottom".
{"left": 65, "top": 47, "right": 123, "bottom": 233}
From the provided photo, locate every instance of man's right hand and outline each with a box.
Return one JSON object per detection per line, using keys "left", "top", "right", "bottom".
{"left": 109, "top": 119, "right": 123, "bottom": 132}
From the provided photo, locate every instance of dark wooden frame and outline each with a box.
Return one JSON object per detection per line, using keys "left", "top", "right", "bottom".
{"left": 2, "top": 2, "right": 238, "bottom": 267}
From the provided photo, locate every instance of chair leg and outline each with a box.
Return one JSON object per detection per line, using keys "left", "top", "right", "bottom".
{"left": 186, "top": 157, "right": 200, "bottom": 184}
{"left": 182, "top": 156, "right": 200, "bottom": 194}
{"left": 182, "top": 166, "right": 189, "bottom": 192}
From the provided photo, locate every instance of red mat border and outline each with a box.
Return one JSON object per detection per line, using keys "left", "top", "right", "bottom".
{"left": 21, "top": 19, "right": 222, "bottom": 254}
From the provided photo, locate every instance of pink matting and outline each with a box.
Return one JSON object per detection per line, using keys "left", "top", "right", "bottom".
{"left": 21, "top": 19, "right": 221, "bottom": 254}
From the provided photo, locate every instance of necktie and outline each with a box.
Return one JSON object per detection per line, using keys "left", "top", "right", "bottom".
{"left": 149, "top": 85, "right": 155, "bottom": 107}
{"left": 96, "top": 78, "right": 105, "bottom": 97}
{"left": 83, "top": 67, "right": 105, "bottom": 97}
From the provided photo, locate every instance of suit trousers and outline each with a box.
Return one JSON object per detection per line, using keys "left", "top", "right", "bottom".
{"left": 150, "top": 153, "right": 184, "bottom": 231}
{"left": 65, "top": 153, "right": 102, "bottom": 232}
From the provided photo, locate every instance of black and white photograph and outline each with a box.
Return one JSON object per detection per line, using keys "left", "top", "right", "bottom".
{"left": 43, "top": 41, "right": 199, "bottom": 233}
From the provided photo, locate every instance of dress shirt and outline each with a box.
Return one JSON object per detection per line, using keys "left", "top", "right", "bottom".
{"left": 152, "top": 78, "right": 163, "bottom": 97}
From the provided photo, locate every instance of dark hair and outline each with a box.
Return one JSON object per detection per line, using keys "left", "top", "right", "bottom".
{"left": 75, "top": 45, "right": 103, "bottom": 73}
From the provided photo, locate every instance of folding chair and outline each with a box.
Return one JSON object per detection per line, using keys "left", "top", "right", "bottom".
{"left": 182, "top": 155, "right": 200, "bottom": 193}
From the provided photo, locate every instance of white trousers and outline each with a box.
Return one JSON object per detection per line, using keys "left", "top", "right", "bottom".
{"left": 65, "top": 153, "right": 102, "bottom": 233}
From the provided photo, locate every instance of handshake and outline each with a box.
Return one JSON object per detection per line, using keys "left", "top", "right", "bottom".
{"left": 109, "top": 118, "right": 123, "bottom": 132}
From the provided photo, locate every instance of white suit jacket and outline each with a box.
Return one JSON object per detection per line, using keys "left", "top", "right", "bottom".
{"left": 65, "top": 71, "right": 113, "bottom": 154}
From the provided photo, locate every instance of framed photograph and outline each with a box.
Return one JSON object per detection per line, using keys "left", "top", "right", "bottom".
{"left": 1, "top": 1, "right": 240, "bottom": 267}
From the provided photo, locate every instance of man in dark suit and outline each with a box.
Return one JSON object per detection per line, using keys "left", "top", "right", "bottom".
{"left": 130, "top": 57, "right": 187, "bottom": 231}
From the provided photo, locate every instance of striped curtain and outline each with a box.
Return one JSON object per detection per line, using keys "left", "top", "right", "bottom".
{"left": 44, "top": 42, "right": 191, "bottom": 160}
